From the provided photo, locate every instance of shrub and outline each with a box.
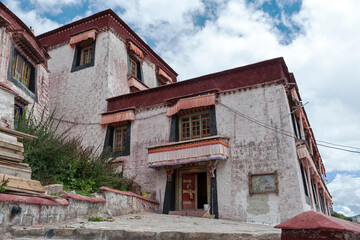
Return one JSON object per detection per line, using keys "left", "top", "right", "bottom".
{"left": 16, "top": 108, "right": 121, "bottom": 195}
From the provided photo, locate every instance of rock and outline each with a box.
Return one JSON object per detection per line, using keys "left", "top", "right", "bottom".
{"left": 44, "top": 184, "right": 63, "bottom": 194}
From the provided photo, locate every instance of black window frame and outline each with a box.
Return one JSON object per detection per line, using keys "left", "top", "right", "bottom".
{"left": 7, "top": 44, "right": 37, "bottom": 101}
{"left": 300, "top": 162, "right": 310, "bottom": 205}
{"left": 103, "top": 121, "right": 131, "bottom": 157}
{"left": 71, "top": 40, "right": 96, "bottom": 72}
{"left": 169, "top": 105, "right": 217, "bottom": 142}
{"left": 127, "top": 51, "right": 143, "bottom": 82}
{"left": 14, "top": 104, "right": 24, "bottom": 128}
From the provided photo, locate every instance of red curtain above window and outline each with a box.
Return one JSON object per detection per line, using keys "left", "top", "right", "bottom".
{"left": 128, "top": 41, "right": 144, "bottom": 63}
{"left": 69, "top": 29, "right": 97, "bottom": 48}
{"left": 100, "top": 110, "right": 135, "bottom": 125}
{"left": 166, "top": 93, "right": 216, "bottom": 116}
{"left": 158, "top": 67, "right": 173, "bottom": 83}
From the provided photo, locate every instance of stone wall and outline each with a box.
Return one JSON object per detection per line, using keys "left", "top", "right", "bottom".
{"left": 0, "top": 87, "right": 15, "bottom": 128}
{"left": 0, "top": 188, "right": 159, "bottom": 234}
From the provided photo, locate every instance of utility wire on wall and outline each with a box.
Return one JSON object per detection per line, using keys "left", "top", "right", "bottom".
{"left": 216, "top": 100, "right": 360, "bottom": 154}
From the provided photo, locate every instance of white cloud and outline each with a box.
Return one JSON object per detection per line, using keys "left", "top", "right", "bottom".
{"left": 3, "top": 0, "right": 61, "bottom": 35}
{"left": 328, "top": 174, "right": 360, "bottom": 216}
{"left": 29, "top": 0, "right": 82, "bottom": 14}
{"left": 4, "top": 0, "right": 360, "bottom": 215}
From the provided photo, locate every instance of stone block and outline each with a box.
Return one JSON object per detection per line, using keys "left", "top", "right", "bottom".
{"left": 44, "top": 184, "right": 63, "bottom": 194}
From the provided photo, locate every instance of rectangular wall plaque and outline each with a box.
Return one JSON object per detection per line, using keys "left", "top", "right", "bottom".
{"left": 249, "top": 171, "right": 278, "bottom": 194}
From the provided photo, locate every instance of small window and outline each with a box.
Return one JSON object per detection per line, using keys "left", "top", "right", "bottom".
{"left": 103, "top": 121, "right": 131, "bottom": 156}
{"left": 179, "top": 111, "right": 211, "bottom": 141}
{"left": 80, "top": 45, "right": 93, "bottom": 66}
{"left": 8, "top": 47, "right": 36, "bottom": 99}
{"left": 14, "top": 104, "right": 23, "bottom": 128}
{"left": 128, "top": 53, "right": 142, "bottom": 81}
{"left": 113, "top": 125, "right": 127, "bottom": 151}
{"left": 71, "top": 41, "right": 95, "bottom": 72}
{"left": 300, "top": 163, "right": 310, "bottom": 205}
{"left": 13, "top": 53, "right": 31, "bottom": 88}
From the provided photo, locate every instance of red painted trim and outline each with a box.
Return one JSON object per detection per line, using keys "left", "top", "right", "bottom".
{"left": 98, "top": 187, "right": 159, "bottom": 205}
{"left": 275, "top": 211, "right": 360, "bottom": 234}
{"left": 60, "top": 193, "right": 106, "bottom": 203}
{"left": 0, "top": 82, "right": 16, "bottom": 94}
{"left": 0, "top": 193, "right": 69, "bottom": 206}
{"left": 105, "top": 57, "right": 289, "bottom": 112}
{"left": 36, "top": 9, "right": 177, "bottom": 81}
{"left": 148, "top": 139, "right": 228, "bottom": 154}
{"left": 0, "top": 3, "right": 49, "bottom": 60}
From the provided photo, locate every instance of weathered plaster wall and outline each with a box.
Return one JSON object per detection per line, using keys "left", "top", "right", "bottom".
{"left": 47, "top": 31, "right": 110, "bottom": 149}
{"left": 118, "top": 83, "right": 309, "bottom": 225}
{"left": 107, "top": 31, "right": 129, "bottom": 98}
{"left": 0, "top": 28, "right": 49, "bottom": 125}
{"left": 0, "top": 27, "right": 11, "bottom": 83}
{"left": 0, "top": 189, "right": 158, "bottom": 234}
{"left": 0, "top": 88, "right": 15, "bottom": 128}
{"left": 215, "top": 84, "right": 306, "bottom": 225}
{"left": 120, "top": 105, "right": 169, "bottom": 196}
{"left": 47, "top": 29, "right": 160, "bottom": 149}
{"left": 142, "top": 59, "right": 157, "bottom": 88}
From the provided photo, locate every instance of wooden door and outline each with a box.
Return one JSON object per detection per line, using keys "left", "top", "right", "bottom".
{"left": 182, "top": 173, "right": 196, "bottom": 209}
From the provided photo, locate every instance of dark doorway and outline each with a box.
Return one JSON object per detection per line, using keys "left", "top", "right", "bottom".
{"left": 197, "top": 172, "right": 208, "bottom": 209}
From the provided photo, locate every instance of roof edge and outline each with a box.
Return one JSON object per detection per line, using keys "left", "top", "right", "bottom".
{"left": 36, "top": 9, "right": 177, "bottom": 77}
{"left": 107, "top": 57, "right": 288, "bottom": 103}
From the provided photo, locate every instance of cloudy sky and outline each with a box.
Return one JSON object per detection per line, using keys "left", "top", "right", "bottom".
{"left": 3, "top": 0, "right": 360, "bottom": 217}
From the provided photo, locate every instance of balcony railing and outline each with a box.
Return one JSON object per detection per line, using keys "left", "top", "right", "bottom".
{"left": 147, "top": 136, "right": 229, "bottom": 168}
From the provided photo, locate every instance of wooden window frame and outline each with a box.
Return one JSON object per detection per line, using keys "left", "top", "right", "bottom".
{"left": 7, "top": 45, "right": 37, "bottom": 100}
{"left": 103, "top": 121, "right": 131, "bottom": 157}
{"left": 113, "top": 125, "right": 127, "bottom": 151}
{"left": 71, "top": 40, "right": 96, "bottom": 72}
{"left": 127, "top": 52, "right": 143, "bottom": 82}
{"left": 178, "top": 110, "right": 211, "bottom": 141}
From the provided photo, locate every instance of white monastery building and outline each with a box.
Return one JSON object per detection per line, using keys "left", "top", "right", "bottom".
{"left": 0, "top": 3, "right": 332, "bottom": 225}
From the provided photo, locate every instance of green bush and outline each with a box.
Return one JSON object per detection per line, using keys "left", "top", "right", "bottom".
{"left": 16, "top": 108, "right": 121, "bottom": 195}
{"left": 331, "top": 211, "right": 352, "bottom": 221}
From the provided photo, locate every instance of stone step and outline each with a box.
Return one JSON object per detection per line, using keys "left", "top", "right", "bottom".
{"left": 11, "top": 228, "right": 281, "bottom": 240}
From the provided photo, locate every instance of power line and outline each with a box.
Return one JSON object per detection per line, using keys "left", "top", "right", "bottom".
{"left": 217, "top": 100, "right": 360, "bottom": 154}
{"left": 317, "top": 144, "right": 360, "bottom": 154}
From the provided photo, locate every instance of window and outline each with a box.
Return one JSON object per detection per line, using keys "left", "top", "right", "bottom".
{"left": 71, "top": 41, "right": 95, "bottom": 72}
{"left": 311, "top": 178, "right": 319, "bottom": 212}
{"left": 300, "top": 163, "right": 310, "bottom": 205}
{"left": 14, "top": 104, "right": 23, "bottom": 128}
{"left": 80, "top": 45, "right": 92, "bottom": 66}
{"left": 113, "top": 125, "right": 127, "bottom": 151}
{"left": 179, "top": 111, "right": 211, "bottom": 141}
{"left": 8, "top": 46, "right": 36, "bottom": 99}
{"left": 128, "top": 53, "right": 142, "bottom": 81}
{"left": 13, "top": 53, "right": 31, "bottom": 88}
{"left": 103, "top": 122, "right": 131, "bottom": 156}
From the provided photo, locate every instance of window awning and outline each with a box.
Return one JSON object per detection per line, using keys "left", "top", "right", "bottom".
{"left": 128, "top": 76, "right": 148, "bottom": 91}
{"left": 296, "top": 144, "right": 310, "bottom": 160}
{"left": 100, "top": 110, "right": 135, "bottom": 125}
{"left": 69, "top": 29, "right": 97, "bottom": 48}
{"left": 128, "top": 41, "right": 144, "bottom": 62}
{"left": 157, "top": 67, "right": 173, "bottom": 83}
{"left": 166, "top": 93, "right": 216, "bottom": 116}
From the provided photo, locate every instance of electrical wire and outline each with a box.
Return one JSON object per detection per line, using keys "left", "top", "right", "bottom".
{"left": 216, "top": 100, "right": 360, "bottom": 154}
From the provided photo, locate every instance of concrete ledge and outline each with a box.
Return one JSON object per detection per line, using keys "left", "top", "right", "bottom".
{"left": 0, "top": 193, "right": 69, "bottom": 206}
{"left": 98, "top": 186, "right": 159, "bottom": 204}
{"left": 275, "top": 211, "right": 360, "bottom": 239}
{"left": 60, "top": 192, "right": 106, "bottom": 203}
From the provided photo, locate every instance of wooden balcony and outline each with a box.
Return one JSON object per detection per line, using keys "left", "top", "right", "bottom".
{"left": 147, "top": 136, "right": 229, "bottom": 168}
